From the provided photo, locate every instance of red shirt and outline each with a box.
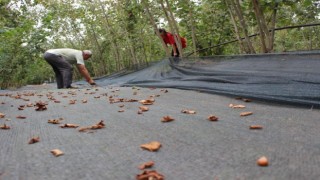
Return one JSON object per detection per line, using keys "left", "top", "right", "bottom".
{"left": 161, "top": 33, "right": 187, "bottom": 48}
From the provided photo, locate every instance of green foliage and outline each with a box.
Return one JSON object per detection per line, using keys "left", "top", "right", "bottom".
{"left": 0, "top": 0, "right": 320, "bottom": 89}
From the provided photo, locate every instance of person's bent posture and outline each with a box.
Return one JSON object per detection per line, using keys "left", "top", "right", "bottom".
{"left": 158, "top": 28, "right": 187, "bottom": 57}
{"left": 43, "top": 48, "right": 96, "bottom": 89}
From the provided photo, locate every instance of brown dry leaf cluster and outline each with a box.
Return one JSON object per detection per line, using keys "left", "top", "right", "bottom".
{"left": 229, "top": 104, "right": 246, "bottom": 108}
{"left": 51, "top": 149, "right": 64, "bottom": 157}
{"left": 28, "top": 136, "right": 40, "bottom": 144}
{"left": 35, "top": 101, "right": 47, "bottom": 111}
{"left": 240, "top": 112, "right": 253, "bottom": 116}
{"left": 207, "top": 115, "right": 219, "bottom": 121}
{"left": 181, "top": 109, "right": 196, "bottom": 114}
{"left": 79, "top": 120, "right": 105, "bottom": 132}
{"left": 0, "top": 124, "right": 10, "bottom": 130}
{"left": 69, "top": 100, "right": 76, "bottom": 104}
{"left": 138, "top": 161, "right": 155, "bottom": 170}
{"left": 60, "top": 124, "right": 79, "bottom": 128}
{"left": 161, "top": 116, "right": 174, "bottom": 123}
{"left": 140, "top": 141, "right": 162, "bottom": 152}
{"left": 136, "top": 170, "right": 164, "bottom": 180}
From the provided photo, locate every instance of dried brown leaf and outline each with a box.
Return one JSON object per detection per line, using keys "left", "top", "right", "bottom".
{"left": 240, "top": 112, "right": 253, "bottom": 116}
{"left": 0, "top": 124, "right": 10, "bottom": 130}
{"left": 161, "top": 116, "right": 174, "bottom": 122}
{"left": 54, "top": 100, "right": 61, "bottom": 103}
{"left": 82, "top": 99, "right": 88, "bottom": 103}
{"left": 51, "top": 149, "right": 64, "bottom": 157}
{"left": 48, "top": 119, "right": 61, "bottom": 124}
{"left": 0, "top": 113, "right": 5, "bottom": 118}
{"left": 35, "top": 101, "right": 47, "bottom": 111}
{"left": 249, "top": 125, "right": 263, "bottom": 129}
{"left": 60, "top": 124, "right": 79, "bottom": 128}
{"left": 118, "top": 104, "right": 125, "bottom": 108}
{"left": 207, "top": 115, "right": 219, "bottom": 121}
{"left": 140, "top": 141, "right": 161, "bottom": 152}
{"left": 28, "top": 136, "right": 40, "bottom": 144}
{"left": 229, "top": 104, "right": 246, "bottom": 108}
{"left": 139, "top": 106, "right": 149, "bottom": 112}
{"left": 79, "top": 120, "right": 105, "bottom": 132}
{"left": 69, "top": 100, "right": 76, "bottom": 104}
{"left": 118, "top": 109, "right": 125, "bottom": 112}
{"left": 137, "top": 110, "right": 143, "bottom": 114}
{"left": 139, "top": 99, "right": 155, "bottom": 105}
{"left": 181, "top": 109, "right": 196, "bottom": 114}
{"left": 16, "top": 115, "right": 26, "bottom": 119}
{"left": 138, "top": 161, "right": 155, "bottom": 170}
{"left": 136, "top": 170, "right": 164, "bottom": 180}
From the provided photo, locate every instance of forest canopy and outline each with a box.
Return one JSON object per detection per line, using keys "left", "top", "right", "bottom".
{"left": 1, "top": 0, "right": 320, "bottom": 88}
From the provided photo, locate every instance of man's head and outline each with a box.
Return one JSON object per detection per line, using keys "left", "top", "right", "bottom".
{"left": 157, "top": 28, "right": 167, "bottom": 37}
{"left": 83, "top": 50, "right": 92, "bottom": 60}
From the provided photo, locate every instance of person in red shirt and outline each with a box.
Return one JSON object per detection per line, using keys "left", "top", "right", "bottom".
{"left": 158, "top": 28, "right": 187, "bottom": 57}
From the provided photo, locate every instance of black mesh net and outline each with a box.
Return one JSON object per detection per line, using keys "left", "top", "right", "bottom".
{"left": 90, "top": 50, "right": 320, "bottom": 107}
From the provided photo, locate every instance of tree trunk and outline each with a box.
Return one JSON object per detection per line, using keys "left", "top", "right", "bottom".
{"left": 142, "top": 0, "right": 170, "bottom": 56}
{"left": 252, "top": 0, "right": 272, "bottom": 53}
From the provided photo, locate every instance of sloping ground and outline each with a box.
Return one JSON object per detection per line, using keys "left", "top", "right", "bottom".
{"left": 89, "top": 50, "right": 320, "bottom": 107}
{"left": 1, "top": 86, "right": 320, "bottom": 180}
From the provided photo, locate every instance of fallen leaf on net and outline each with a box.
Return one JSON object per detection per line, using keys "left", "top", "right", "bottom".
{"left": 16, "top": 115, "right": 27, "bottom": 119}
{"left": 181, "top": 109, "right": 196, "bottom": 114}
{"left": 26, "top": 103, "right": 33, "bottom": 107}
{"left": 69, "top": 100, "right": 76, "bottom": 104}
{"left": 60, "top": 124, "right": 79, "bottom": 128}
{"left": 236, "top": 97, "right": 252, "bottom": 102}
{"left": 118, "top": 109, "right": 125, "bottom": 112}
{"left": 48, "top": 119, "right": 62, "bottom": 124}
{"left": 35, "top": 101, "right": 47, "bottom": 111}
{"left": 0, "top": 124, "right": 10, "bottom": 130}
{"left": 207, "top": 115, "right": 219, "bottom": 121}
{"left": 229, "top": 104, "right": 246, "bottom": 108}
{"left": 139, "top": 99, "right": 155, "bottom": 105}
{"left": 18, "top": 105, "right": 25, "bottom": 110}
{"left": 118, "top": 104, "right": 125, "bottom": 108}
{"left": 138, "top": 161, "right": 155, "bottom": 170}
{"left": 161, "top": 116, "right": 174, "bottom": 122}
{"left": 54, "top": 100, "right": 61, "bottom": 103}
{"left": 0, "top": 113, "right": 5, "bottom": 118}
{"left": 82, "top": 99, "right": 88, "bottom": 103}
{"left": 140, "top": 141, "right": 162, "bottom": 152}
{"left": 136, "top": 170, "right": 164, "bottom": 180}
{"left": 28, "top": 136, "right": 40, "bottom": 144}
{"left": 240, "top": 112, "right": 253, "bottom": 116}
{"left": 139, "top": 106, "right": 149, "bottom": 112}
{"left": 137, "top": 110, "right": 143, "bottom": 114}
{"left": 50, "top": 149, "right": 64, "bottom": 157}
{"left": 249, "top": 125, "right": 263, "bottom": 129}
{"left": 79, "top": 120, "right": 105, "bottom": 132}
{"left": 160, "top": 89, "right": 168, "bottom": 93}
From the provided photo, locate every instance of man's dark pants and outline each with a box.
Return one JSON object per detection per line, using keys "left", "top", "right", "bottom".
{"left": 43, "top": 52, "right": 73, "bottom": 89}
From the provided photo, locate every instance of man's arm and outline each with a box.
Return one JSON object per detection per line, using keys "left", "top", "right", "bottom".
{"left": 172, "top": 43, "right": 178, "bottom": 56}
{"left": 76, "top": 64, "right": 96, "bottom": 85}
